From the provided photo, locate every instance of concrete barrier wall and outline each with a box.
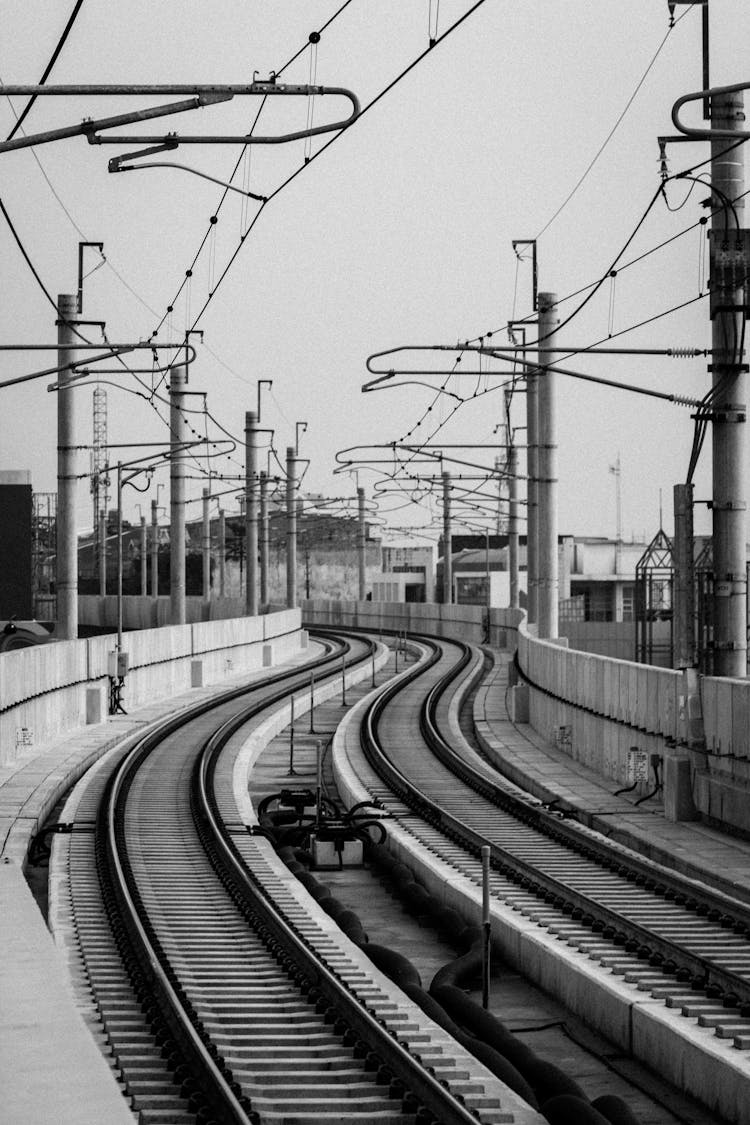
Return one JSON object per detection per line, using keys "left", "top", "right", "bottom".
{"left": 302, "top": 599, "right": 523, "bottom": 647}
{"left": 78, "top": 594, "right": 249, "bottom": 629}
{"left": 518, "top": 619, "right": 750, "bottom": 833}
{"left": 0, "top": 609, "right": 303, "bottom": 768}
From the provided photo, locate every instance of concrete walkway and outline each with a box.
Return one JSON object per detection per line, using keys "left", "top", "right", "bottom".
{"left": 474, "top": 650, "right": 750, "bottom": 909}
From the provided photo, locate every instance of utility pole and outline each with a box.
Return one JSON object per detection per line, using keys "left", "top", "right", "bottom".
{"left": 537, "top": 291, "right": 559, "bottom": 639}
{"left": 259, "top": 470, "right": 269, "bottom": 606}
{"left": 202, "top": 487, "right": 211, "bottom": 608}
{"left": 139, "top": 515, "right": 147, "bottom": 595}
{"left": 357, "top": 486, "right": 366, "bottom": 601}
{"left": 99, "top": 509, "right": 107, "bottom": 597}
{"left": 218, "top": 508, "right": 226, "bottom": 599}
{"left": 442, "top": 470, "right": 452, "bottom": 604}
{"left": 245, "top": 410, "right": 259, "bottom": 616}
{"left": 57, "top": 293, "right": 79, "bottom": 639}
{"left": 150, "top": 498, "right": 158, "bottom": 597}
{"left": 169, "top": 365, "right": 188, "bottom": 625}
{"left": 286, "top": 446, "right": 297, "bottom": 609}
{"left": 508, "top": 441, "right": 519, "bottom": 609}
{"left": 710, "top": 89, "right": 747, "bottom": 677}
{"left": 526, "top": 351, "right": 539, "bottom": 626}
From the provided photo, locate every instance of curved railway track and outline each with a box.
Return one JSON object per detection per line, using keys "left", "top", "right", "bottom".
{"left": 334, "top": 633, "right": 750, "bottom": 1118}
{"left": 51, "top": 634, "right": 501, "bottom": 1125}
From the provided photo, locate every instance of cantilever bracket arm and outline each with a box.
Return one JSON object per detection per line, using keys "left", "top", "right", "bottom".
{"left": 672, "top": 81, "right": 750, "bottom": 139}
{"left": 0, "top": 83, "right": 360, "bottom": 155}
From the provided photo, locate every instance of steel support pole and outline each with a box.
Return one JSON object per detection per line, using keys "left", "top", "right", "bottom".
{"left": 202, "top": 487, "right": 211, "bottom": 607}
{"left": 218, "top": 508, "right": 226, "bottom": 599}
{"left": 710, "top": 90, "right": 747, "bottom": 677}
{"left": 537, "top": 291, "right": 559, "bottom": 639}
{"left": 245, "top": 410, "right": 259, "bottom": 616}
{"left": 526, "top": 350, "right": 539, "bottom": 625}
{"left": 259, "top": 471, "right": 269, "bottom": 606}
{"left": 150, "top": 499, "right": 158, "bottom": 597}
{"left": 286, "top": 446, "right": 297, "bottom": 609}
{"left": 169, "top": 365, "right": 187, "bottom": 625}
{"left": 357, "top": 486, "right": 366, "bottom": 601}
{"left": 56, "top": 293, "right": 78, "bottom": 638}
{"left": 442, "top": 471, "right": 452, "bottom": 604}
{"left": 116, "top": 463, "right": 123, "bottom": 651}
{"left": 509, "top": 443, "right": 519, "bottom": 609}
{"left": 140, "top": 516, "right": 147, "bottom": 596}
{"left": 99, "top": 509, "right": 107, "bottom": 597}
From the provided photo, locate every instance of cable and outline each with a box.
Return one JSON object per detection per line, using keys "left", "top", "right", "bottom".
{"left": 535, "top": 9, "right": 689, "bottom": 240}
{"left": 5, "top": 0, "right": 86, "bottom": 141}
{"left": 154, "top": 0, "right": 489, "bottom": 343}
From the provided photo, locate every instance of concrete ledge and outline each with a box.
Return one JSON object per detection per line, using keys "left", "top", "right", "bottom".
{"left": 331, "top": 672, "right": 750, "bottom": 1125}
{"left": 0, "top": 862, "right": 134, "bottom": 1125}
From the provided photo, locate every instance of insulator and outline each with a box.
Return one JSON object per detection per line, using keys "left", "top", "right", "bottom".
{"left": 668, "top": 347, "right": 701, "bottom": 358}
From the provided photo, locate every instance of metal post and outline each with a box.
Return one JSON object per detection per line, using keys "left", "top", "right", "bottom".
{"left": 169, "top": 365, "right": 187, "bottom": 625}
{"left": 509, "top": 441, "right": 519, "bottom": 609}
{"left": 202, "top": 487, "right": 210, "bottom": 608}
{"left": 286, "top": 446, "right": 297, "bottom": 609}
{"left": 259, "top": 470, "right": 269, "bottom": 605}
{"left": 288, "top": 694, "right": 296, "bottom": 775}
{"left": 150, "top": 498, "right": 158, "bottom": 598}
{"left": 139, "top": 515, "right": 147, "bottom": 596}
{"left": 56, "top": 293, "right": 78, "bottom": 638}
{"left": 357, "top": 486, "right": 366, "bottom": 601}
{"left": 341, "top": 652, "right": 347, "bottom": 705}
{"left": 116, "top": 462, "right": 123, "bottom": 652}
{"left": 710, "top": 90, "right": 747, "bottom": 677}
{"left": 309, "top": 670, "right": 316, "bottom": 733}
{"left": 245, "top": 410, "right": 259, "bottom": 616}
{"left": 99, "top": 508, "right": 107, "bottom": 597}
{"left": 673, "top": 483, "right": 696, "bottom": 669}
{"left": 526, "top": 344, "right": 539, "bottom": 625}
{"left": 537, "top": 291, "right": 559, "bottom": 639}
{"left": 218, "top": 508, "right": 226, "bottom": 599}
{"left": 442, "top": 471, "right": 452, "bottom": 604}
{"left": 481, "top": 845, "right": 491, "bottom": 1009}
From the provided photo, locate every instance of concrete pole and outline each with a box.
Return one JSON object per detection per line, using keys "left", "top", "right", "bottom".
{"left": 150, "top": 499, "right": 158, "bottom": 597}
{"left": 218, "top": 508, "right": 226, "bottom": 599}
{"left": 710, "top": 90, "right": 747, "bottom": 677}
{"left": 537, "top": 291, "right": 559, "bottom": 639}
{"left": 202, "top": 487, "right": 211, "bottom": 607}
{"left": 259, "top": 471, "right": 269, "bottom": 605}
{"left": 98, "top": 509, "right": 107, "bottom": 597}
{"left": 245, "top": 410, "right": 259, "bottom": 617}
{"left": 139, "top": 516, "right": 147, "bottom": 596}
{"left": 357, "top": 486, "right": 366, "bottom": 601}
{"left": 169, "top": 365, "right": 188, "bottom": 625}
{"left": 442, "top": 471, "right": 452, "bottom": 604}
{"left": 526, "top": 351, "right": 539, "bottom": 625}
{"left": 286, "top": 447, "right": 297, "bottom": 609}
{"left": 509, "top": 443, "right": 519, "bottom": 609}
{"left": 116, "top": 463, "right": 123, "bottom": 651}
{"left": 56, "top": 293, "right": 78, "bottom": 638}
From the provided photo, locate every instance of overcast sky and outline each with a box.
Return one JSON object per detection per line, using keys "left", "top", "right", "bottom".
{"left": 1, "top": 1, "right": 747, "bottom": 547}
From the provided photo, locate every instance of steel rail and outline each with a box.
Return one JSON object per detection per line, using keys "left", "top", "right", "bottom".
{"left": 360, "top": 635, "right": 750, "bottom": 1012}
{"left": 194, "top": 639, "right": 485, "bottom": 1125}
{"left": 96, "top": 636, "right": 352, "bottom": 1123}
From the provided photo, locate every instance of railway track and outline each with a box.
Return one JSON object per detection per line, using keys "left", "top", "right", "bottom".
{"left": 331, "top": 633, "right": 750, "bottom": 1122}
{"left": 49, "top": 635, "right": 512, "bottom": 1125}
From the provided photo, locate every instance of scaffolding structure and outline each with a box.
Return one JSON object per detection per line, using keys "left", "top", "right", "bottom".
{"left": 635, "top": 528, "right": 673, "bottom": 667}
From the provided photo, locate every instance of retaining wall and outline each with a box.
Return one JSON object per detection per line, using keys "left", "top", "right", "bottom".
{"left": 518, "top": 620, "right": 750, "bottom": 834}
{"left": 302, "top": 598, "right": 523, "bottom": 648}
{"left": 0, "top": 608, "right": 302, "bottom": 768}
